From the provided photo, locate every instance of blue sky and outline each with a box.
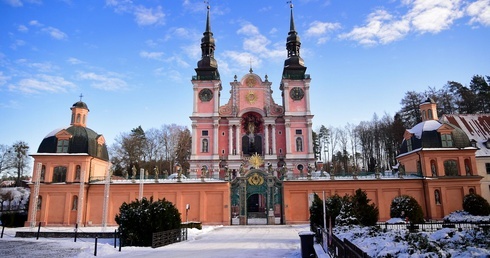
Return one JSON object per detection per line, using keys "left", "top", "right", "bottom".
{"left": 1, "top": 0, "right": 489, "bottom": 158}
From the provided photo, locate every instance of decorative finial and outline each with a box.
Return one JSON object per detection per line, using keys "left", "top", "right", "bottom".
{"left": 265, "top": 74, "right": 268, "bottom": 81}
{"left": 79, "top": 93, "right": 83, "bottom": 101}
{"left": 234, "top": 75, "right": 237, "bottom": 81}
{"left": 249, "top": 58, "right": 253, "bottom": 73}
{"left": 287, "top": 0, "right": 293, "bottom": 8}
{"left": 204, "top": 0, "right": 210, "bottom": 9}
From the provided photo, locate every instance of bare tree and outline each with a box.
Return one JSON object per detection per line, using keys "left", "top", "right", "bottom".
{"left": 0, "top": 144, "right": 14, "bottom": 178}
{"left": 12, "top": 141, "right": 30, "bottom": 186}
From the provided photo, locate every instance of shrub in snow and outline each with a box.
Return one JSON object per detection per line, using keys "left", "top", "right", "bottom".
{"left": 351, "top": 188, "right": 379, "bottom": 226}
{"left": 463, "top": 193, "right": 490, "bottom": 216}
{"left": 309, "top": 193, "right": 324, "bottom": 230}
{"left": 444, "top": 210, "right": 490, "bottom": 223}
{"left": 325, "top": 194, "right": 344, "bottom": 227}
{"left": 115, "top": 197, "right": 181, "bottom": 246}
{"left": 390, "top": 195, "right": 424, "bottom": 223}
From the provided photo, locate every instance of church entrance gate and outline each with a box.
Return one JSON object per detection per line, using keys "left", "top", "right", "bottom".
{"left": 230, "top": 169, "right": 283, "bottom": 225}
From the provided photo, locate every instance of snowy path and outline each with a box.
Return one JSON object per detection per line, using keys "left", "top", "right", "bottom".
{"left": 105, "top": 225, "right": 308, "bottom": 258}
{"left": 0, "top": 224, "right": 315, "bottom": 258}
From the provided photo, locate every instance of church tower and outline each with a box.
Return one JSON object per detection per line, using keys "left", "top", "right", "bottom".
{"left": 280, "top": 4, "right": 315, "bottom": 174}
{"left": 189, "top": 5, "right": 222, "bottom": 178}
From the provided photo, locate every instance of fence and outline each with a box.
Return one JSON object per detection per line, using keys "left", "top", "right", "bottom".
{"left": 376, "top": 221, "right": 490, "bottom": 232}
{"left": 313, "top": 224, "right": 370, "bottom": 258}
{"left": 151, "top": 228, "right": 188, "bottom": 248}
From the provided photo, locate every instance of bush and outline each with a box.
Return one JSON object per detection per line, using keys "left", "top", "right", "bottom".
{"left": 390, "top": 195, "right": 424, "bottom": 223}
{"left": 309, "top": 193, "right": 324, "bottom": 230}
{"left": 463, "top": 193, "right": 490, "bottom": 216}
{"left": 309, "top": 189, "right": 379, "bottom": 228}
{"left": 351, "top": 189, "right": 379, "bottom": 226}
{"left": 115, "top": 197, "right": 181, "bottom": 246}
{"left": 0, "top": 212, "right": 28, "bottom": 227}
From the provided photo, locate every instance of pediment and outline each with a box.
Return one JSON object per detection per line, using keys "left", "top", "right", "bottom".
{"left": 55, "top": 129, "right": 72, "bottom": 140}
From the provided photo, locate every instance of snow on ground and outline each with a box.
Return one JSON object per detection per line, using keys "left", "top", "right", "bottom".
{"left": 0, "top": 224, "right": 311, "bottom": 258}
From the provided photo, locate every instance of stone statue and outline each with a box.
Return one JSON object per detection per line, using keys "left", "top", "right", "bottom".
{"left": 131, "top": 165, "right": 136, "bottom": 179}
{"left": 123, "top": 169, "right": 128, "bottom": 179}
{"left": 154, "top": 166, "right": 159, "bottom": 182}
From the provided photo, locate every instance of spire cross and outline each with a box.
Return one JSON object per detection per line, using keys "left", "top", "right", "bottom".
{"left": 79, "top": 93, "right": 83, "bottom": 101}
{"left": 287, "top": 0, "right": 293, "bottom": 8}
{"left": 249, "top": 58, "right": 253, "bottom": 73}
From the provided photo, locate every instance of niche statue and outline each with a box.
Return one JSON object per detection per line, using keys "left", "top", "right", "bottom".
{"left": 242, "top": 121, "right": 262, "bottom": 155}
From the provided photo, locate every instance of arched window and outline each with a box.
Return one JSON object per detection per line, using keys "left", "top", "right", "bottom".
{"left": 37, "top": 196, "right": 42, "bottom": 210}
{"left": 71, "top": 114, "right": 75, "bottom": 124}
{"left": 202, "top": 139, "right": 209, "bottom": 153}
{"left": 421, "top": 110, "right": 426, "bottom": 120}
{"left": 469, "top": 188, "right": 475, "bottom": 194}
{"left": 82, "top": 115, "right": 86, "bottom": 124}
{"left": 434, "top": 190, "right": 441, "bottom": 205}
{"left": 76, "top": 114, "right": 81, "bottom": 123}
{"left": 296, "top": 137, "right": 303, "bottom": 152}
{"left": 72, "top": 195, "right": 78, "bottom": 210}
{"left": 444, "top": 160, "right": 458, "bottom": 176}
{"left": 75, "top": 165, "right": 81, "bottom": 180}
{"left": 52, "top": 166, "right": 67, "bottom": 183}
{"left": 428, "top": 109, "right": 433, "bottom": 119}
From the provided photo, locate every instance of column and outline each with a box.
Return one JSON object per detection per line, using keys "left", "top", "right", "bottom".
{"left": 236, "top": 126, "right": 241, "bottom": 155}
{"left": 229, "top": 125, "right": 233, "bottom": 155}
{"left": 307, "top": 120, "right": 314, "bottom": 154}
{"left": 213, "top": 123, "right": 219, "bottom": 156}
{"left": 305, "top": 82, "right": 311, "bottom": 114}
{"left": 191, "top": 124, "right": 197, "bottom": 156}
{"left": 285, "top": 122, "right": 291, "bottom": 153}
{"left": 265, "top": 124, "right": 269, "bottom": 155}
{"left": 271, "top": 125, "right": 276, "bottom": 155}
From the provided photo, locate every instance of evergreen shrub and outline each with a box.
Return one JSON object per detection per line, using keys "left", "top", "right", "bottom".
{"left": 115, "top": 197, "right": 181, "bottom": 246}
{"left": 390, "top": 195, "right": 424, "bottom": 223}
{"left": 463, "top": 193, "right": 490, "bottom": 216}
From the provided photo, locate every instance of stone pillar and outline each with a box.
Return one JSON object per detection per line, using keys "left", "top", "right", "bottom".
{"left": 265, "top": 124, "right": 269, "bottom": 155}
{"left": 271, "top": 125, "right": 276, "bottom": 155}
{"left": 236, "top": 125, "right": 241, "bottom": 155}
{"left": 229, "top": 126, "right": 233, "bottom": 155}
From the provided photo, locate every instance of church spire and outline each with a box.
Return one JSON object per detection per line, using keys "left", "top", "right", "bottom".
{"left": 282, "top": 3, "right": 306, "bottom": 79}
{"left": 194, "top": 4, "right": 220, "bottom": 80}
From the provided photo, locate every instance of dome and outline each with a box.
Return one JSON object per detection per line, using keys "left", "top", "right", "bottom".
{"left": 37, "top": 125, "right": 109, "bottom": 161}
{"left": 399, "top": 120, "right": 472, "bottom": 155}
{"left": 72, "top": 101, "right": 89, "bottom": 111}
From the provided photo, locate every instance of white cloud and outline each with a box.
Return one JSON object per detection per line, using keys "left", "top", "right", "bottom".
{"left": 339, "top": 9, "right": 410, "bottom": 46}
{"left": 17, "top": 25, "right": 28, "bottom": 32}
{"left": 466, "top": 0, "right": 490, "bottom": 26}
{"left": 134, "top": 5, "right": 165, "bottom": 26}
{"left": 9, "top": 74, "right": 76, "bottom": 94}
{"left": 67, "top": 57, "right": 84, "bottom": 65}
{"left": 3, "top": 0, "right": 23, "bottom": 7}
{"left": 306, "top": 21, "right": 341, "bottom": 44}
{"left": 28, "top": 20, "right": 43, "bottom": 27}
{"left": 306, "top": 21, "right": 341, "bottom": 37}
{"left": 27, "top": 62, "right": 57, "bottom": 72}
{"left": 106, "top": 1, "right": 166, "bottom": 26}
{"left": 408, "top": 0, "right": 463, "bottom": 34}
{"left": 10, "top": 39, "right": 25, "bottom": 50}
{"left": 41, "top": 26, "right": 68, "bottom": 40}
{"left": 0, "top": 71, "right": 10, "bottom": 85}
{"left": 340, "top": 0, "right": 467, "bottom": 45}
{"left": 140, "top": 51, "right": 164, "bottom": 60}
{"left": 78, "top": 72, "right": 128, "bottom": 91}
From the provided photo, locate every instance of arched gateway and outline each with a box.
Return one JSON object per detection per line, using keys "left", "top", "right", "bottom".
{"left": 230, "top": 169, "right": 283, "bottom": 225}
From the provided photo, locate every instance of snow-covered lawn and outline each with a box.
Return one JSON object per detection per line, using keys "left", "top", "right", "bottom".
{"left": 0, "top": 224, "right": 311, "bottom": 258}
{"left": 334, "top": 216, "right": 490, "bottom": 258}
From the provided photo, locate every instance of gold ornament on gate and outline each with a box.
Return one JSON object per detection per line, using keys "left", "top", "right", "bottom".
{"left": 249, "top": 153, "right": 264, "bottom": 168}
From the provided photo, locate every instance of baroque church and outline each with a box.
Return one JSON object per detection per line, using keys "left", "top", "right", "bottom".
{"left": 188, "top": 5, "right": 315, "bottom": 179}
{"left": 24, "top": 5, "right": 484, "bottom": 227}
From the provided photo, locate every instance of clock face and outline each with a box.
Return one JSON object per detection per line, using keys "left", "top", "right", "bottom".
{"left": 290, "top": 87, "right": 304, "bottom": 100}
{"left": 199, "top": 88, "right": 213, "bottom": 102}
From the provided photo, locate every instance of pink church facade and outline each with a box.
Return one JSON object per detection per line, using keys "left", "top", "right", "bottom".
{"left": 188, "top": 6, "right": 315, "bottom": 178}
